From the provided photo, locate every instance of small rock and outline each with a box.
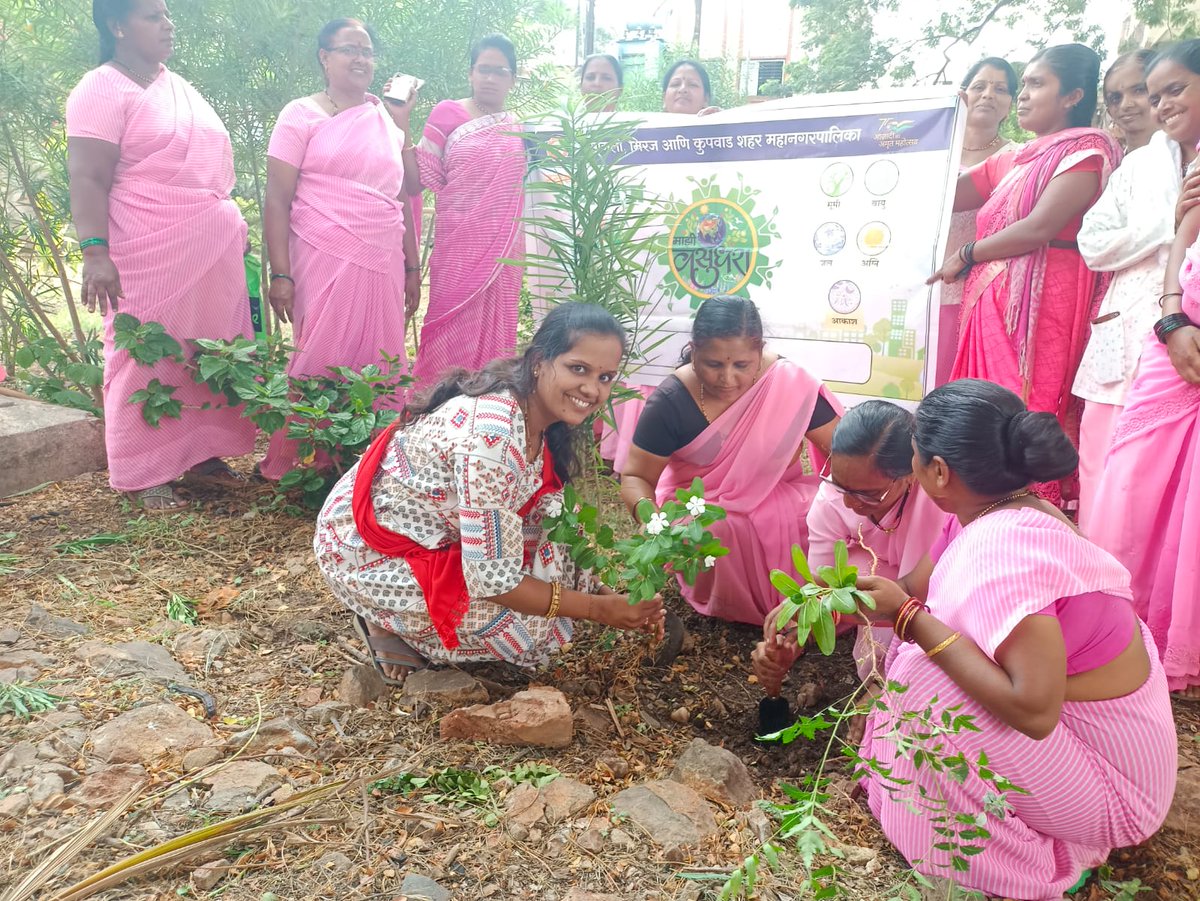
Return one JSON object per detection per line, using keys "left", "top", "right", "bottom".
{"left": 671, "top": 738, "right": 757, "bottom": 807}
{"left": 0, "top": 792, "right": 31, "bottom": 819}
{"left": 576, "top": 824, "right": 606, "bottom": 853}
{"left": 0, "top": 647, "right": 56, "bottom": 674}
{"left": 1164, "top": 761, "right": 1200, "bottom": 833}
{"left": 562, "top": 891, "right": 621, "bottom": 901}
{"left": 222, "top": 717, "right": 315, "bottom": 754}
{"left": 574, "top": 706, "right": 613, "bottom": 736}
{"left": 182, "top": 747, "right": 223, "bottom": 772}
{"left": 90, "top": 703, "right": 214, "bottom": 764}
{"left": 546, "top": 827, "right": 569, "bottom": 857}
{"left": 610, "top": 780, "right": 717, "bottom": 853}
{"left": 76, "top": 640, "right": 190, "bottom": 685}
{"left": 0, "top": 740, "right": 38, "bottom": 778}
{"left": 70, "top": 764, "right": 147, "bottom": 808}
{"left": 30, "top": 762, "right": 78, "bottom": 784}
{"left": 401, "top": 669, "right": 488, "bottom": 706}
{"left": 173, "top": 629, "right": 239, "bottom": 667}
{"left": 203, "top": 761, "right": 284, "bottom": 813}
{"left": 0, "top": 627, "right": 18, "bottom": 645}
{"left": 33, "top": 708, "right": 87, "bottom": 731}
{"left": 304, "top": 701, "right": 350, "bottom": 725}
{"left": 506, "top": 821, "right": 530, "bottom": 841}
{"left": 25, "top": 605, "right": 90, "bottom": 637}
{"left": 609, "top": 827, "right": 636, "bottom": 849}
{"left": 794, "top": 681, "right": 822, "bottom": 709}
{"left": 670, "top": 706, "right": 690, "bottom": 724}
{"left": 339, "top": 664, "right": 387, "bottom": 708}
{"left": 314, "top": 850, "right": 356, "bottom": 875}
{"left": 296, "top": 685, "right": 323, "bottom": 708}
{"left": 841, "top": 845, "right": 878, "bottom": 863}
{"left": 596, "top": 752, "right": 629, "bottom": 779}
{"left": 439, "top": 687, "right": 573, "bottom": 748}
{"left": 399, "top": 873, "right": 451, "bottom": 901}
{"left": 29, "top": 772, "right": 65, "bottom": 807}
{"left": 191, "top": 860, "right": 228, "bottom": 891}
{"left": 504, "top": 778, "right": 595, "bottom": 828}
{"left": 38, "top": 729, "right": 87, "bottom": 760}
{"left": 270, "top": 784, "right": 295, "bottom": 804}
{"left": 288, "top": 620, "right": 331, "bottom": 641}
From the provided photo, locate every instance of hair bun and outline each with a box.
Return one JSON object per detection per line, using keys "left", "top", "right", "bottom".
{"left": 1005, "top": 409, "right": 1077, "bottom": 482}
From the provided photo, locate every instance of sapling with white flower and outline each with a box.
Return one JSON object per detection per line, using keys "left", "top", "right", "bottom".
{"left": 545, "top": 477, "right": 728, "bottom": 604}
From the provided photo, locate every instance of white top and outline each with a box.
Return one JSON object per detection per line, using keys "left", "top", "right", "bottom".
{"left": 1074, "top": 131, "right": 1185, "bottom": 404}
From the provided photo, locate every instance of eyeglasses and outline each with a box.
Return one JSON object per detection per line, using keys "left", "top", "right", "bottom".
{"left": 818, "top": 459, "right": 897, "bottom": 505}
{"left": 475, "top": 64, "right": 513, "bottom": 79}
{"left": 328, "top": 46, "right": 375, "bottom": 60}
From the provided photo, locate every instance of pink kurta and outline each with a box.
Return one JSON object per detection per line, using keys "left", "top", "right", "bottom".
{"left": 1090, "top": 253, "right": 1200, "bottom": 692}
{"left": 260, "top": 95, "right": 409, "bottom": 479}
{"left": 806, "top": 483, "right": 947, "bottom": 678}
{"left": 65, "top": 66, "right": 255, "bottom": 492}
{"left": 861, "top": 509, "right": 1177, "bottom": 900}
{"left": 654, "top": 360, "right": 839, "bottom": 624}
{"left": 411, "top": 101, "right": 525, "bottom": 387}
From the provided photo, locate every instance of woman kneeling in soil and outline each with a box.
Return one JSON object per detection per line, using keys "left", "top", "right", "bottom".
{"left": 315, "top": 303, "right": 664, "bottom": 683}
{"left": 844, "top": 380, "right": 1176, "bottom": 900}
{"left": 753, "top": 401, "right": 947, "bottom": 690}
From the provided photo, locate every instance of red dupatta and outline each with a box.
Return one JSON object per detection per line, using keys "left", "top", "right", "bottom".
{"left": 351, "top": 421, "right": 563, "bottom": 650}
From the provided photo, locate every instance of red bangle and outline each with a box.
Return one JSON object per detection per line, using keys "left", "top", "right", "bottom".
{"left": 894, "top": 596, "right": 927, "bottom": 642}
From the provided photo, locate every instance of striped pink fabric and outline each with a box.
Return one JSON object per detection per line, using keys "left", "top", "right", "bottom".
{"left": 66, "top": 66, "right": 255, "bottom": 492}
{"left": 860, "top": 508, "right": 1177, "bottom": 900}
{"left": 410, "top": 101, "right": 525, "bottom": 388}
{"left": 259, "top": 96, "right": 408, "bottom": 479}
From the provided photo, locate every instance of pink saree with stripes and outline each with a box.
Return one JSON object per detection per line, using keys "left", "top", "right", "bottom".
{"left": 66, "top": 66, "right": 255, "bottom": 492}
{"left": 411, "top": 101, "right": 525, "bottom": 386}
{"left": 259, "top": 96, "right": 409, "bottom": 479}
{"left": 860, "top": 508, "right": 1177, "bottom": 900}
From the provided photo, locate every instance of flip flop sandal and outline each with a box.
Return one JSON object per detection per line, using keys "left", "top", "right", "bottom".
{"left": 1066, "top": 868, "right": 1095, "bottom": 895}
{"left": 185, "top": 458, "right": 247, "bottom": 489}
{"left": 353, "top": 614, "right": 426, "bottom": 687}
{"left": 126, "top": 484, "right": 190, "bottom": 513}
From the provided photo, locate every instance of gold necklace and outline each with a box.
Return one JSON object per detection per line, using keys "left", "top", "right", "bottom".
{"left": 974, "top": 490, "right": 1030, "bottom": 521}
{"left": 872, "top": 486, "right": 911, "bottom": 534}
{"left": 112, "top": 58, "right": 159, "bottom": 87}
{"left": 698, "top": 380, "right": 711, "bottom": 423}
{"left": 324, "top": 90, "right": 340, "bottom": 113}
{"left": 963, "top": 133, "right": 1002, "bottom": 153}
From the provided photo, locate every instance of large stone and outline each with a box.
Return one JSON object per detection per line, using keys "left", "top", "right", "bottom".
{"left": 203, "top": 761, "right": 284, "bottom": 813}
{"left": 504, "top": 778, "right": 595, "bottom": 829}
{"left": 0, "top": 396, "right": 106, "bottom": 498}
{"left": 173, "top": 629, "right": 239, "bottom": 667}
{"left": 70, "top": 764, "right": 147, "bottom": 809}
{"left": 0, "top": 740, "right": 38, "bottom": 778}
{"left": 76, "top": 640, "right": 191, "bottom": 685}
{"left": 399, "top": 873, "right": 450, "bottom": 901}
{"left": 0, "top": 647, "right": 56, "bottom": 675}
{"left": 90, "top": 702, "right": 214, "bottom": 764}
{"left": 563, "top": 892, "right": 621, "bottom": 901}
{"left": 0, "top": 792, "right": 31, "bottom": 819}
{"left": 610, "top": 780, "right": 717, "bottom": 855}
{"left": 29, "top": 772, "right": 65, "bottom": 808}
{"left": 439, "top": 687, "right": 573, "bottom": 749}
{"left": 1164, "top": 761, "right": 1200, "bottom": 834}
{"left": 25, "top": 605, "right": 90, "bottom": 637}
{"left": 222, "top": 717, "right": 316, "bottom": 754}
{"left": 401, "top": 669, "right": 488, "bottom": 706}
{"left": 671, "top": 738, "right": 757, "bottom": 807}
{"left": 338, "top": 664, "right": 387, "bottom": 708}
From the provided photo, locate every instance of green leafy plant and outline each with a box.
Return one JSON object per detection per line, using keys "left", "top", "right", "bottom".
{"left": 167, "top": 592, "right": 199, "bottom": 626}
{"left": 53, "top": 533, "right": 131, "bottom": 555}
{"left": 0, "top": 681, "right": 63, "bottom": 719}
{"left": 545, "top": 477, "right": 728, "bottom": 603}
{"left": 769, "top": 541, "right": 876, "bottom": 655}
{"left": 0, "top": 532, "right": 20, "bottom": 575}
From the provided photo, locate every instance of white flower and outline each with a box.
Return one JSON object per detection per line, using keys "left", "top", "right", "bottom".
{"left": 645, "top": 512, "right": 669, "bottom": 535}
{"left": 544, "top": 497, "right": 563, "bottom": 517}
{"left": 685, "top": 496, "right": 707, "bottom": 517}
{"left": 703, "top": 555, "right": 716, "bottom": 568}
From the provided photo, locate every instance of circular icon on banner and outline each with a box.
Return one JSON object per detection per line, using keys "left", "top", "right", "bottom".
{"left": 813, "top": 222, "right": 847, "bottom": 256}
{"left": 666, "top": 197, "right": 760, "bottom": 299}
{"left": 828, "top": 280, "right": 862, "bottom": 314}
{"left": 857, "top": 221, "right": 891, "bottom": 256}
{"left": 819, "top": 162, "right": 854, "bottom": 197}
{"left": 865, "top": 159, "right": 901, "bottom": 195}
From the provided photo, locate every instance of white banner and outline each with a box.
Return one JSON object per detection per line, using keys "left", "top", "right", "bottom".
{"left": 528, "top": 88, "right": 965, "bottom": 404}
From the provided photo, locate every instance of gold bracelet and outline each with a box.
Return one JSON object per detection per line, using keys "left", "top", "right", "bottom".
{"left": 926, "top": 631, "right": 961, "bottom": 659}
{"left": 545, "top": 581, "right": 562, "bottom": 619}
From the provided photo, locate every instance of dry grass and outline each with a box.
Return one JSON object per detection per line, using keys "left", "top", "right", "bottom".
{"left": 1, "top": 458, "right": 1196, "bottom": 901}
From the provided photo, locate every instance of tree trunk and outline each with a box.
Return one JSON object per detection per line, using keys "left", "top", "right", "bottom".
{"left": 693, "top": 0, "right": 703, "bottom": 50}
{"left": 584, "top": 0, "right": 596, "bottom": 56}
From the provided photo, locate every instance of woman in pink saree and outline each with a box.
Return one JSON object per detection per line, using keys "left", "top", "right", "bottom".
{"left": 930, "top": 44, "right": 1121, "bottom": 507}
{"left": 840, "top": 380, "right": 1175, "bottom": 899}
{"left": 1090, "top": 40, "right": 1200, "bottom": 699}
{"left": 397, "top": 34, "right": 526, "bottom": 387}
{"left": 66, "top": 0, "right": 255, "bottom": 510}
{"left": 620, "top": 297, "right": 840, "bottom": 629}
{"left": 259, "top": 18, "right": 420, "bottom": 480}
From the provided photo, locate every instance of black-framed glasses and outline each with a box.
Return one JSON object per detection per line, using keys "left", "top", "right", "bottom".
{"left": 818, "top": 458, "right": 898, "bottom": 505}
{"left": 329, "top": 46, "right": 375, "bottom": 59}
{"left": 475, "top": 64, "right": 513, "bottom": 78}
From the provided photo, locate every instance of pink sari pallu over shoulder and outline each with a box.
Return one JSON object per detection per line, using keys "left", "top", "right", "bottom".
{"left": 65, "top": 66, "right": 255, "bottom": 492}
{"left": 655, "top": 359, "right": 838, "bottom": 624}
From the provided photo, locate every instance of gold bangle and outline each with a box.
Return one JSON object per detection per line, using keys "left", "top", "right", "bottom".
{"left": 926, "top": 631, "right": 961, "bottom": 659}
{"left": 545, "top": 581, "right": 562, "bottom": 619}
